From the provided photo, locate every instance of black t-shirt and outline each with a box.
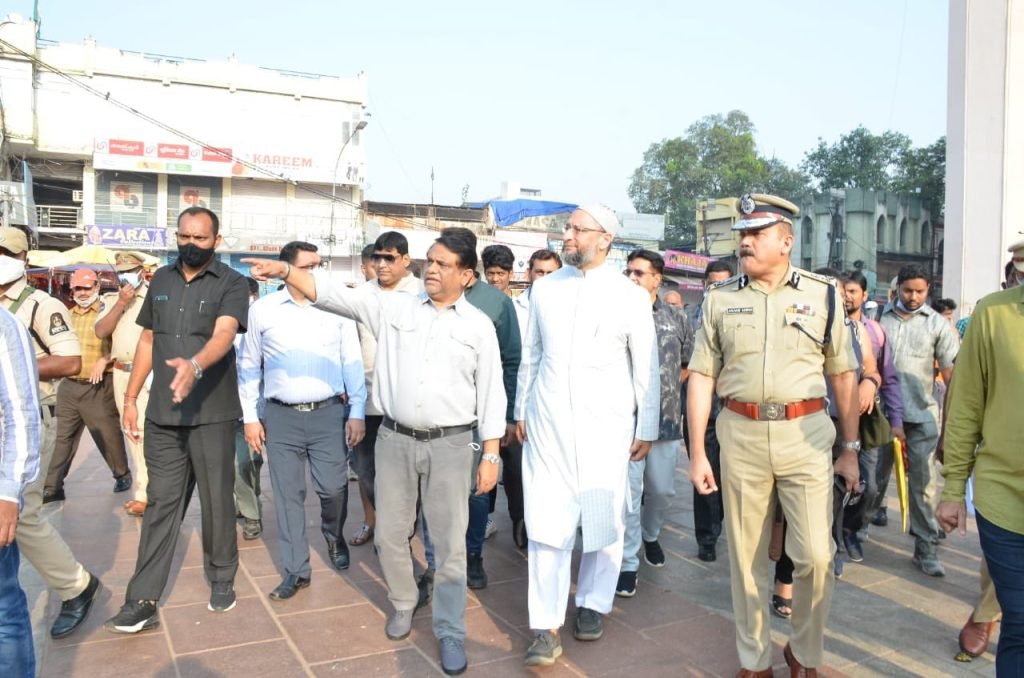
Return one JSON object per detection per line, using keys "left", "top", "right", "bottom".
{"left": 137, "top": 257, "right": 248, "bottom": 426}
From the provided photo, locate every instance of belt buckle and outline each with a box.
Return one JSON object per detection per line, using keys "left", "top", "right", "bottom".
{"left": 294, "top": 402, "right": 316, "bottom": 412}
{"left": 411, "top": 427, "right": 433, "bottom": 442}
{"left": 759, "top": 403, "right": 784, "bottom": 421}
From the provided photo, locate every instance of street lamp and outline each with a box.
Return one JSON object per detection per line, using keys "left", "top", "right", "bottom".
{"left": 327, "top": 119, "right": 368, "bottom": 268}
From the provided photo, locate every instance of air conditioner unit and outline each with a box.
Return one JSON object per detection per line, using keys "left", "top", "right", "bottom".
{"left": 72, "top": 190, "right": 84, "bottom": 203}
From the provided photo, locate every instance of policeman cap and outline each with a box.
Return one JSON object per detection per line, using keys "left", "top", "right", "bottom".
{"left": 0, "top": 226, "right": 29, "bottom": 254}
{"left": 115, "top": 251, "right": 147, "bottom": 271}
{"left": 732, "top": 193, "right": 799, "bottom": 232}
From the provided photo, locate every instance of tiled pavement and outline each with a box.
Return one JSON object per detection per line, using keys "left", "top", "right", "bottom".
{"left": 24, "top": 436, "right": 997, "bottom": 677}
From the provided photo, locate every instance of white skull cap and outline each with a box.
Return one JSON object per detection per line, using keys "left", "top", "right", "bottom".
{"left": 576, "top": 203, "right": 620, "bottom": 236}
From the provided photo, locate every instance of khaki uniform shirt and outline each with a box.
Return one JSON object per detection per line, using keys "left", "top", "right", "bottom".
{"left": 689, "top": 265, "right": 857, "bottom": 402}
{"left": 1, "top": 276, "right": 82, "bottom": 405}
{"left": 97, "top": 283, "right": 149, "bottom": 363}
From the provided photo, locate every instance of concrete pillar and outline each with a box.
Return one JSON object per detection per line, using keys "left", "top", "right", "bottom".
{"left": 945, "top": 0, "right": 1024, "bottom": 313}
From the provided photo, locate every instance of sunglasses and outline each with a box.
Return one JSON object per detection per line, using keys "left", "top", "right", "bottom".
{"left": 625, "top": 268, "right": 649, "bottom": 278}
{"left": 372, "top": 253, "right": 399, "bottom": 263}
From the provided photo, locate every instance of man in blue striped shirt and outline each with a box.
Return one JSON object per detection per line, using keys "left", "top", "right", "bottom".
{"left": 0, "top": 304, "right": 41, "bottom": 676}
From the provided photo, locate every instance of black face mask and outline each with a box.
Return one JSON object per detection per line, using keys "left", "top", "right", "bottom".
{"left": 178, "top": 243, "right": 215, "bottom": 268}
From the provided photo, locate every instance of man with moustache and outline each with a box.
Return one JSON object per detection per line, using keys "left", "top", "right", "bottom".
{"left": 106, "top": 207, "right": 250, "bottom": 633}
{"left": 512, "top": 249, "right": 561, "bottom": 338}
{"left": 516, "top": 204, "right": 659, "bottom": 667}
{"left": 879, "top": 264, "right": 959, "bottom": 577}
{"left": 687, "top": 194, "right": 860, "bottom": 677}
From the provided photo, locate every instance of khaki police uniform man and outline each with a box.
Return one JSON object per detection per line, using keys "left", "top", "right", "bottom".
{"left": 687, "top": 195, "right": 860, "bottom": 678}
{"left": 0, "top": 226, "right": 102, "bottom": 640}
{"left": 95, "top": 251, "right": 152, "bottom": 516}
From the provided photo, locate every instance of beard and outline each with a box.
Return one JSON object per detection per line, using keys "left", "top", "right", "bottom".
{"left": 563, "top": 242, "right": 597, "bottom": 268}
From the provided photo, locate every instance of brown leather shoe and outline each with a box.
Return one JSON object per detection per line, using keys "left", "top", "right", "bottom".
{"left": 736, "top": 669, "right": 772, "bottom": 678}
{"left": 784, "top": 643, "right": 818, "bottom": 677}
{"left": 959, "top": 615, "right": 996, "bottom": 658}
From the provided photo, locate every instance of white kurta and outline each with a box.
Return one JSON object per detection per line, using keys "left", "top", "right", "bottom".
{"left": 515, "top": 262, "right": 660, "bottom": 553}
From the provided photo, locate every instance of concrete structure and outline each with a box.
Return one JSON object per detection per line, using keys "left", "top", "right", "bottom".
{"left": 0, "top": 17, "right": 368, "bottom": 278}
{"left": 945, "top": 0, "right": 1024, "bottom": 316}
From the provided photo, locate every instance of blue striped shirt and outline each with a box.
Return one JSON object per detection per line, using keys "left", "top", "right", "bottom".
{"left": 0, "top": 306, "right": 41, "bottom": 508}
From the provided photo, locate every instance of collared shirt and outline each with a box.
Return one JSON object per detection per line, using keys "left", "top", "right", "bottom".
{"left": 862, "top": 318, "right": 905, "bottom": 430}
{"left": 689, "top": 265, "right": 857, "bottom": 402}
{"left": 464, "top": 279, "right": 521, "bottom": 424}
{"left": 652, "top": 297, "right": 690, "bottom": 440}
{"left": 312, "top": 271, "right": 507, "bottom": 442}
{"left": 69, "top": 301, "right": 111, "bottom": 380}
{"left": 97, "top": 283, "right": 149, "bottom": 362}
{"left": 941, "top": 285, "right": 1024, "bottom": 534}
{"left": 879, "top": 302, "right": 959, "bottom": 423}
{"left": 137, "top": 258, "right": 249, "bottom": 426}
{"left": 0, "top": 306, "right": 41, "bottom": 508}
{"left": 1, "top": 276, "right": 81, "bottom": 405}
{"left": 238, "top": 290, "right": 366, "bottom": 423}
{"left": 513, "top": 289, "right": 530, "bottom": 339}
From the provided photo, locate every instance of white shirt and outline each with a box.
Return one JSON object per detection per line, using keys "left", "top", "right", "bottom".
{"left": 513, "top": 289, "right": 530, "bottom": 340}
{"left": 238, "top": 290, "right": 366, "bottom": 423}
{"left": 312, "top": 271, "right": 507, "bottom": 441}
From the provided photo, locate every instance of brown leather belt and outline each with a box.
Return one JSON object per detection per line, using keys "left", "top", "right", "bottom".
{"left": 723, "top": 397, "right": 826, "bottom": 422}
{"left": 113, "top": 360, "right": 133, "bottom": 372}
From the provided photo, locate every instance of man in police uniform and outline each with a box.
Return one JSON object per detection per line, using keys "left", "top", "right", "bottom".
{"left": 0, "top": 226, "right": 102, "bottom": 639}
{"left": 687, "top": 195, "right": 861, "bottom": 677}
{"left": 95, "top": 251, "right": 152, "bottom": 516}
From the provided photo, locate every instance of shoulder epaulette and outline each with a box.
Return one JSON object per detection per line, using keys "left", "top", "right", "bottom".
{"left": 709, "top": 274, "right": 744, "bottom": 291}
{"left": 795, "top": 268, "right": 836, "bottom": 286}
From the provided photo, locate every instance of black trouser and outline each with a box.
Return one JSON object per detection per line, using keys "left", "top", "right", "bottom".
{"left": 353, "top": 415, "right": 383, "bottom": 509}
{"left": 126, "top": 419, "right": 237, "bottom": 601}
{"left": 46, "top": 375, "right": 130, "bottom": 492}
{"left": 500, "top": 440, "right": 524, "bottom": 523}
{"left": 682, "top": 380, "right": 723, "bottom": 547}
{"left": 264, "top": 399, "right": 348, "bottom": 578}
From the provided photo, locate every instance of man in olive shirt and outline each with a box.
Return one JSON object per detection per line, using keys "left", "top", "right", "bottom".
{"left": 688, "top": 194, "right": 860, "bottom": 677}
{"left": 106, "top": 207, "right": 249, "bottom": 634}
{"left": 937, "top": 263, "right": 1024, "bottom": 675}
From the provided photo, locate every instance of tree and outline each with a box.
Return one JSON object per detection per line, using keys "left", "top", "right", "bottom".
{"left": 628, "top": 111, "right": 809, "bottom": 248}
{"left": 893, "top": 136, "right": 946, "bottom": 218}
{"left": 800, "top": 127, "right": 912, "bottom": 191}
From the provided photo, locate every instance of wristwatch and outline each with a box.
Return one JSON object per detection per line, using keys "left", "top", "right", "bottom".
{"left": 189, "top": 358, "right": 204, "bottom": 380}
{"left": 481, "top": 453, "right": 501, "bottom": 465}
{"left": 841, "top": 440, "right": 861, "bottom": 452}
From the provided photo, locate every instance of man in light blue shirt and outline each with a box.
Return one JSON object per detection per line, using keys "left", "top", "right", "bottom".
{"left": 239, "top": 241, "right": 365, "bottom": 601}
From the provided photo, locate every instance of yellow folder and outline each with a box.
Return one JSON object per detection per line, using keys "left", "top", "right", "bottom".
{"left": 893, "top": 438, "right": 909, "bottom": 533}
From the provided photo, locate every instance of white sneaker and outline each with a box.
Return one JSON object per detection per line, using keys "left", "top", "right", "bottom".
{"left": 484, "top": 517, "right": 497, "bottom": 540}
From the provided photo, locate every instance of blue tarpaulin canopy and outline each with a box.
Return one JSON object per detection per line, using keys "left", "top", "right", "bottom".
{"left": 468, "top": 199, "right": 577, "bottom": 228}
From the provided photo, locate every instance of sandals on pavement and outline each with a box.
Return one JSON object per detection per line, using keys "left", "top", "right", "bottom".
{"left": 349, "top": 524, "right": 374, "bottom": 546}
{"left": 772, "top": 594, "right": 793, "bottom": 619}
{"left": 124, "top": 499, "right": 148, "bottom": 516}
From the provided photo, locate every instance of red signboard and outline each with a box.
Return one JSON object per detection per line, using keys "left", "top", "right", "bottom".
{"left": 108, "top": 139, "right": 144, "bottom": 156}
{"left": 663, "top": 249, "right": 715, "bottom": 274}
{"left": 202, "top": 146, "right": 233, "bottom": 163}
{"left": 157, "top": 143, "right": 189, "bottom": 159}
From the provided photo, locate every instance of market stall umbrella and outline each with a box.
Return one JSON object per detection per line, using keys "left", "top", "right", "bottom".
{"left": 46, "top": 245, "right": 117, "bottom": 267}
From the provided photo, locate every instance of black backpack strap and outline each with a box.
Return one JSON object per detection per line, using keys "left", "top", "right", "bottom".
{"left": 823, "top": 281, "right": 836, "bottom": 353}
{"left": 27, "top": 299, "right": 51, "bottom": 355}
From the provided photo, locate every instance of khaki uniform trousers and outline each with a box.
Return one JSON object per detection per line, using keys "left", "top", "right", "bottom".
{"left": 717, "top": 408, "right": 836, "bottom": 671}
{"left": 113, "top": 368, "right": 150, "bottom": 503}
{"left": 16, "top": 406, "right": 90, "bottom": 601}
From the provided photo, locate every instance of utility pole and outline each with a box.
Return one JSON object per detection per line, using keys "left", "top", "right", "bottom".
{"left": 430, "top": 166, "right": 435, "bottom": 204}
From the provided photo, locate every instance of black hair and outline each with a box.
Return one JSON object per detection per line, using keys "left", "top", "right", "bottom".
{"left": 245, "top": 276, "right": 259, "bottom": 296}
{"left": 373, "top": 231, "right": 409, "bottom": 256}
{"left": 435, "top": 227, "right": 478, "bottom": 271}
{"left": 361, "top": 243, "right": 376, "bottom": 263}
{"left": 528, "top": 249, "right": 562, "bottom": 269}
{"left": 481, "top": 244, "right": 515, "bottom": 272}
{"left": 177, "top": 206, "right": 220, "bottom": 236}
{"left": 626, "top": 249, "right": 665, "bottom": 276}
{"left": 704, "top": 259, "right": 733, "bottom": 278}
{"left": 932, "top": 298, "right": 957, "bottom": 313}
{"left": 278, "top": 241, "right": 318, "bottom": 265}
{"left": 896, "top": 264, "right": 930, "bottom": 286}
{"left": 1007, "top": 260, "right": 1016, "bottom": 284}
{"left": 845, "top": 270, "right": 869, "bottom": 292}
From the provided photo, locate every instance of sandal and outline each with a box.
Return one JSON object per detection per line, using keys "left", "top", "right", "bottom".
{"left": 349, "top": 524, "right": 374, "bottom": 546}
{"left": 772, "top": 594, "right": 793, "bottom": 619}
{"left": 124, "top": 499, "right": 148, "bottom": 516}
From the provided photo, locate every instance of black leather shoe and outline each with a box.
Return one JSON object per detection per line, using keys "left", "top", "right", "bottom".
{"left": 42, "top": 488, "right": 65, "bottom": 504}
{"left": 113, "top": 473, "right": 132, "bottom": 493}
{"left": 269, "top": 575, "right": 311, "bottom": 601}
{"left": 327, "top": 541, "right": 350, "bottom": 570}
{"left": 51, "top": 573, "right": 101, "bottom": 638}
{"left": 698, "top": 543, "right": 717, "bottom": 562}
{"left": 513, "top": 519, "right": 528, "bottom": 549}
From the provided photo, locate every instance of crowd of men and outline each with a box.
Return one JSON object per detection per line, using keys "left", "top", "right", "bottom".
{"left": 0, "top": 198, "right": 1022, "bottom": 677}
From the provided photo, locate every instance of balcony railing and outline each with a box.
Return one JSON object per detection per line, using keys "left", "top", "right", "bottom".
{"left": 37, "top": 205, "right": 83, "bottom": 232}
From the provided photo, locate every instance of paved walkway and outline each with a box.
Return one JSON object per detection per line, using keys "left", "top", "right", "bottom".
{"left": 23, "top": 436, "right": 997, "bottom": 677}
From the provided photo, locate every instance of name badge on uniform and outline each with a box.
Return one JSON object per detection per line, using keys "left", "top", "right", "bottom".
{"left": 154, "top": 295, "right": 169, "bottom": 302}
{"left": 726, "top": 307, "right": 753, "bottom": 315}
{"left": 786, "top": 304, "right": 815, "bottom": 316}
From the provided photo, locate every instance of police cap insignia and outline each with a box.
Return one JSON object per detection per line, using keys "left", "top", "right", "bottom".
{"left": 739, "top": 194, "right": 756, "bottom": 215}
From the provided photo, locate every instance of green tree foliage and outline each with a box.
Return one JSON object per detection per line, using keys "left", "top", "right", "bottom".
{"left": 628, "top": 111, "right": 809, "bottom": 247}
{"left": 892, "top": 136, "right": 946, "bottom": 218}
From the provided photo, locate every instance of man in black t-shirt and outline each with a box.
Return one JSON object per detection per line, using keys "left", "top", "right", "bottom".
{"left": 106, "top": 207, "right": 250, "bottom": 634}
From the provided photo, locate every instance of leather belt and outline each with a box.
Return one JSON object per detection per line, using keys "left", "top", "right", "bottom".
{"left": 113, "top": 360, "right": 133, "bottom": 372}
{"left": 381, "top": 416, "right": 476, "bottom": 442}
{"left": 268, "top": 395, "right": 342, "bottom": 412}
{"left": 723, "top": 397, "right": 826, "bottom": 422}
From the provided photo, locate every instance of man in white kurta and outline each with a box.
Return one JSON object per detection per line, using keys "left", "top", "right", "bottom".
{"left": 515, "top": 203, "right": 659, "bottom": 667}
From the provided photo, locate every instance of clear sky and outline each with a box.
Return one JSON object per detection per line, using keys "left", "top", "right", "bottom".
{"left": 10, "top": 0, "right": 948, "bottom": 211}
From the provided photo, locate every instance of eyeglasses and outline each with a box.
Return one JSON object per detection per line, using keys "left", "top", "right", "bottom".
{"left": 625, "top": 268, "right": 650, "bottom": 278}
{"left": 372, "top": 253, "right": 399, "bottom": 263}
{"left": 563, "top": 224, "right": 605, "bottom": 236}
